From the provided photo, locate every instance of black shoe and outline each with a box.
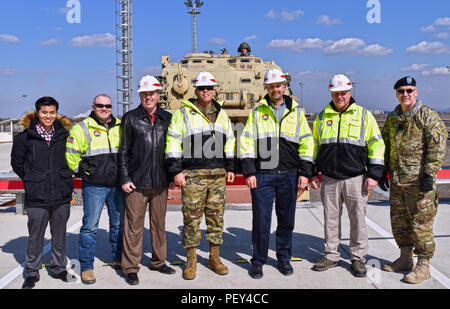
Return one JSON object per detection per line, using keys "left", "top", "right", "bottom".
{"left": 125, "top": 273, "right": 139, "bottom": 285}
{"left": 150, "top": 264, "right": 176, "bottom": 275}
{"left": 248, "top": 264, "right": 263, "bottom": 279}
{"left": 277, "top": 261, "right": 294, "bottom": 276}
{"left": 52, "top": 270, "right": 69, "bottom": 282}
{"left": 22, "top": 276, "right": 39, "bottom": 289}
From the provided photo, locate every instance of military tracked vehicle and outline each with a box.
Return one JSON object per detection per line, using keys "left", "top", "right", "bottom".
{"left": 157, "top": 46, "right": 294, "bottom": 123}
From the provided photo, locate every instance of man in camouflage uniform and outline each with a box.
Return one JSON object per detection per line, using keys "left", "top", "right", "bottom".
{"left": 380, "top": 76, "right": 447, "bottom": 284}
{"left": 166, "top": 72, "right": 236, "bottom": 280}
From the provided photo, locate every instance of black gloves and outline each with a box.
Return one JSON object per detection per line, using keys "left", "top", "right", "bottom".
{"left": 378, "top": 173, "right": 433, "bottom": 192}
{"left": 378, "top": 174, "right": 390, "bottom": 192}
{"left": 420, "top": 174, "right": 434, "bottom": 192}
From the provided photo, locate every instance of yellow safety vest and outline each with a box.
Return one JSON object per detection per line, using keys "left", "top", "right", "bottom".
{"left": 166, "top": 99, "right": 235, "bottom": 168}
{"left": 312, "top": 101, "right": 385, "bottom": 179}
{"left": 240, "top": 95, "right": 314, "bottom": 175}
{"left": 65, "top": 115, "right": 122, "bottom": 186}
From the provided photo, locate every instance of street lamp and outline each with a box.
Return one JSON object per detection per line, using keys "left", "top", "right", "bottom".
{"left": 22, "top": 95, "right": 29, "bottom": 112}
{"left": 185, "top": 0, "right": 204, "bottom": 53}
{"left": 351, "top": 82, "right": 357, "bottom": 100}
{"left": 299, "top": 82, "right": 304, "bottom": 108}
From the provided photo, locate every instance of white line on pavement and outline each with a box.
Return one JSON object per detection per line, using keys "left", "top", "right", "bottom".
{"left": 0, "top": 219, "right": 82, "bottom": 289}
{"left": 366, "top": 216, "right": 450, "bottom": 289}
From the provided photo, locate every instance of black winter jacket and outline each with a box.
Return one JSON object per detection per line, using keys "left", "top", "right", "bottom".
{"left": 119, "top": 105, "right": 172, "bottom": 189}
{"left": 11, "top": 112, "right": 74, "bottom": 207}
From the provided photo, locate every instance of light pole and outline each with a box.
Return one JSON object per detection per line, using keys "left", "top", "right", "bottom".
{"left": 185, "top": 0, "right": 204, "bottom": 53}
{"left": 22, "top": 94, "right": 29, "bottom": 112}
{"left": 299, "top": 82, "right": 304, "bottom": 108}
{"left": 351, "top": 82, "right": 357, "bottom": 100}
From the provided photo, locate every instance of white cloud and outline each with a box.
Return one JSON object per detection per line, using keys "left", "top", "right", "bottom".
{"left": 322, "top": 38, "right": 366, "bottom": 55}
{"left": 73, "top": 110, "right": 91, "bottom": 119}
{"left": 406, "top": 41, "right": 450, "bottom": 55}
{"left": 434, "top": 32, "right": 450, "bottom": 39}
{"left": 0, "top": 34, "right": 20, "bottom": 44}
{"left": 316, "top": 15, "right": 342, "bottom": 26}
{"left": 267, "top": 38, "right": 331, "bottom": 52}
{"left": 359, "top": 44, "right": 394, "bottom": 56}
{"left": 421, "top": 66, "right": 450, "bottom": 76}
{"left": 266, "top": 9, "right": 304, "bottom": 22}
{"left": 400, "top": 64, "right": 429, "bottom": 72}
{"left": 57, "top": 7, "right": 70, "bottom": 14}
{"left": 289, "top": 70, "right": 332, "bottom": 80}
{"left": 40, "top": 38, "right": 62, "bottom": 46}
{"left": 268, "top": 37, "right": 393, "bottom": 56}
{"left": 281, "top": 9, "right": 304, "bottom": 22}
{"left": 69, "top": 33, "right": 116, "bottom": 48}
{"left": 35, "top": 68, "right": 57, "bottom": 76}
{"left": 210, "top": 37, "right": 226, "bottom": 45}
{"left": 266, "top": 9, "right": 277, "bottom": 19}
{"left": 421, "top": 25, "right": 436, "bottom": 32}
{"left": 0, "top": 67, "right": 18, "bottom": 76}
{"left": 243, "top": 35, "right": 257, "bottom": 41}
{"left": 434, "top": 17, "right": 450, "bottom": 26}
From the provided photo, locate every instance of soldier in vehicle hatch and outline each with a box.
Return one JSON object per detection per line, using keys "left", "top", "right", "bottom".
{"left": 238, "top": 42, "right": 251, "bottom": 56}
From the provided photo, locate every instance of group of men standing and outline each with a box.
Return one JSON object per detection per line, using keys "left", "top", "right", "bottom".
{"left": 11, "top": 67, "right": 447, "bottom": 288}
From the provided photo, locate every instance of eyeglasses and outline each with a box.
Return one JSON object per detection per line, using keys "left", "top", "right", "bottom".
{"left": 332, "top": 91, "right": 349, "bottom": 97}
{"left": 397, "top": 89, "right": 415, "bottom": 94}
{"left": 94, "top": 104, "right": 113, "bottom": 109}
{"left": 197, "top": 86, "right": 214, "bottom": 91}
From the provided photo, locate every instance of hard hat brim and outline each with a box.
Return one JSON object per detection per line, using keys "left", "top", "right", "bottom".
{"left": 138, "top": 86, "right": 162, "bottom": 93}
{"left": 329, "top": 85, "right": 352, "bottom": 92}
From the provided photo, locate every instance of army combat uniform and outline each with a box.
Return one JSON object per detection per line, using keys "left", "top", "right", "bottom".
{"left": 382, "top": 100, "right": 447, "bottom": 262}
{"left": 166, "top": 98, "right": 235, "bottom": 279}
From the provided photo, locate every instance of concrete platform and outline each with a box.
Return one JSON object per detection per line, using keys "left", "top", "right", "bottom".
{"left": 0, "top": 197, "right": 449, "bottom": 292}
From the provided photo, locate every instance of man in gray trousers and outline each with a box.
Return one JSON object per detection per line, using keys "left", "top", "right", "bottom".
{"left": 11, "top": 97, "right": 75, "bottom": 289}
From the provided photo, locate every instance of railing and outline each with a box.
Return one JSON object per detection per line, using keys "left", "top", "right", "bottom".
{"left": 0, "top": 172, "right": 247, "bottom": 214}
{"left": 1, "top": 168, "right": 449, "bottom": 215}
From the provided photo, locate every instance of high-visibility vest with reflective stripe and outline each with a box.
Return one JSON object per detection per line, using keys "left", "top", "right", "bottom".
{"left": 65, "top": 117, "right": 121, "bottom": 185}
{"left": 240, "top": 97, "right": 314, "bottom": 163}
{"left": 312, "top": 102, "right": 385, "bottom": 178}
{"left": 166, "top": 99, "right": 235, "bottom": 161}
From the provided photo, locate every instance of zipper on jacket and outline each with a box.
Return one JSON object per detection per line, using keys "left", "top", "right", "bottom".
{"left": 336, "top": 113, "right": 342, "bottom": 172}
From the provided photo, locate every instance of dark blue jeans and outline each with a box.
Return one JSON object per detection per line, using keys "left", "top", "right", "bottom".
{"left": 79, "top": 182, "right": 125, "bottom": 271}
{"left": 250, "top": 172, "right": 298, "bottom": 266}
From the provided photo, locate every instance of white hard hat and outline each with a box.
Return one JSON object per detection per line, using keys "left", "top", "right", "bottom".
{"left": 328, "top": 74, "right": 352, "bottom": 92}
{"left": 264, "top": 68, "right": 287, "bottom": 85}
{"left": 193, "top": 71, "right": 217, "bottom": 87}
{"left": 138, "top": 75, "right": 162, "bottom": 93}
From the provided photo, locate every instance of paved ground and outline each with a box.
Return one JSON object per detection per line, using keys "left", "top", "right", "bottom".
{"left": 1, "top": 142, "right": 450, "bottom": 302}
{"left": 1, "top": 194, "right": 449, "bottom": 291}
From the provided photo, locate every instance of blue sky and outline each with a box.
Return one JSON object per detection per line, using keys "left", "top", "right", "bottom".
{"left": 1, "top": 0, "right": 449, "bottom": 118}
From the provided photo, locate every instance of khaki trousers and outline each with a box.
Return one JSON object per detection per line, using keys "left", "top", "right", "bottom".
{"left": 121, "top": 188, "right": 168, "bottom": 274}
{"left": 321, "top": 175, "right": 369, "bottom": 262}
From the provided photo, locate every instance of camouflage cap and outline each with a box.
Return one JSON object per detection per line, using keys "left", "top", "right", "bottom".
{"left": 394, "top": 76, "right": 416, "bottom": 89}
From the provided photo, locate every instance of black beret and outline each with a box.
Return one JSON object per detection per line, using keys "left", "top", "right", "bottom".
{"left": 394, "top": 76, "right": 416, "bottom": 89}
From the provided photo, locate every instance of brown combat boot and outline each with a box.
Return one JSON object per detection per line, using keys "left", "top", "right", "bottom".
{"left": 403, "top": 257, "right": 431, "bottom": 284}
{"left": 208, "top": 244, "right": 229, "bottom": 275}
{"left": 382, "top": 247, "right": 414, "bottom": 272}
{"left": 183, "top": 247, "right": 197, "bottom": 280}
{"left": 81, "top": 270, "right": 96, "bottom": 284}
